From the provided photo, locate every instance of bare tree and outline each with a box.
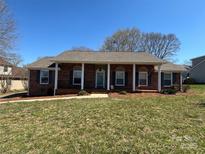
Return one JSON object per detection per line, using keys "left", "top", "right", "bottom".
{"left": 101, "top": 28, "right": 180, "bottom": 60}
{"left": 139, "top": 32, "right": 180, "bottom": 59}
{"left": 0, "top": 60, "right": 12, "bottom": 93}
{"left": 101, "top": 28, "right": 141, "bottom": 52}
{"left": 0, "top": 0, "right": 17, "bottom": 58}
{"left": 0, "top": 0, "right": 21, "bottom": 93}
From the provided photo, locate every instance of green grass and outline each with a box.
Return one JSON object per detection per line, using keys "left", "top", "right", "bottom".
{"left": 0, "top": 85, "right": 205, "bottom": 153}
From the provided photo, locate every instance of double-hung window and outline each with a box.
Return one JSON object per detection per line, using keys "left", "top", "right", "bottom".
{"left": 139, "top": 72, "right": 148, "bottom": 86}
{"left": 115, "top": 71, "right": 125, "bottom": 86}
{"left": 164, "top": 72, "right": 172, "bottom": 87}
{"left": 4, "top": 66, "right": 8, "bottom": 72}
{"left": 73, "top": 70, "right": 82, "bottom": 85}
{"left": 40, "top": 70, "right": 49, "bottom": 84}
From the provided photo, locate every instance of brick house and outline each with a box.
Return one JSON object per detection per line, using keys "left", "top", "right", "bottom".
{"left": 27, "top": 51, "right": 186, "bottom": 96}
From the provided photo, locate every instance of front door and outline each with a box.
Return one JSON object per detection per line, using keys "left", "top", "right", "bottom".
{"left": 96, "top": 69, "right": 105, "bottom": 88}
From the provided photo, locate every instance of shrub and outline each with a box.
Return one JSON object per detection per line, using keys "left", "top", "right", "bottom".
{"left": 78, "top": 90, "right": 89, "bottom": 96}
{"left": 173, "top": 84, "right": 180, "bottom": 91}
{"left": 182, "top": 85, "right": 191, "bottom": 93}
{"left": 184, "top": 78, "right": 195, "bottom": 84}
{"left": 160, "top": 89, "right": 177, "bottom": 95}
{"left": 118, "top": 90, "right": 127, "bottom": 95}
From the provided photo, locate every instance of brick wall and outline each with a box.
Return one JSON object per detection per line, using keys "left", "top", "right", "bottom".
{"left": 29, "top": 70, "right": 54, "bottom": 96}
{"left": 29, "top": 63, "right": 181, "bottom": 96}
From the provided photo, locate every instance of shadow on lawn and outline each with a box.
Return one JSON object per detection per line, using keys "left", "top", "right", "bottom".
{"left": 197, "top": 100, "right": 205, "bottom": 107}
{"left": 1, "top": 92, "right": 28, "bottom": 99}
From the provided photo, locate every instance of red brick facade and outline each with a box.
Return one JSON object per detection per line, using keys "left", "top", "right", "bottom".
{"left": 29, "top": 63, "right": 181, "bottom": 96}
{"left": 29, "top": 70, "right": 55, "bottom": 96}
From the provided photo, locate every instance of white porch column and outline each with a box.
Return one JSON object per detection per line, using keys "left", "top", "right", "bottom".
{"left": 158, "top": 65, "right": 161, "bottom": 92}
{"left": 81, "top": 63, "right": 84, "bottom": 90}
{"left": 107, "top": 64, "right": 110, "bottom": 90}
{"left": 132, "top": 64, "right": 136, "bottom": 91}
{"left": 54, "top": 63, "right": 58, "bottom": 95}
{"left": 180, "top": 73, "right": 183, "bottom": 92}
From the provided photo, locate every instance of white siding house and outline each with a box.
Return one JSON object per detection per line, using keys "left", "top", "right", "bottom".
{"left": 190, "top": 55, "right": 205, "bottom": 83}
{"left": 0, "top": 58, "right": 27, "bottom": 91}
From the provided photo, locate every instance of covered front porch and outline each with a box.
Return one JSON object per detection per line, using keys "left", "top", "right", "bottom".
{"left": 54, "top": 63, "right": 163, "bottom": 95}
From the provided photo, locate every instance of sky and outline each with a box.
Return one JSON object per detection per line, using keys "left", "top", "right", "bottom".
{"left": 6, "top": 0, "right": 205, "bottom": 65}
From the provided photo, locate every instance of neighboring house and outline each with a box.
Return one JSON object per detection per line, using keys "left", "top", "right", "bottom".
{"left": 0, "top": 57, "right": 27, "bottom": 91}
{"left": 189, "top": 55, "right": 205, "bottom": 83}
{"left": 27, "top": 51, "right": 186, "bottom": 96}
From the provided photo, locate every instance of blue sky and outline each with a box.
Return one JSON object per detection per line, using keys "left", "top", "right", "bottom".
{"left": 6, "top": 0, "right": 205, "bottom": 64}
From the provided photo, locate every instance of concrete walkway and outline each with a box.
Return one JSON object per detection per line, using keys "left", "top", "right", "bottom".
{"left": 0, "top": 94, "right": 109, "bottom": 104}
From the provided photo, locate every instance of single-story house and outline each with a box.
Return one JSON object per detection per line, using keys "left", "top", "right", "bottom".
{"left": 189, "top": 55, "right": 205, "bottom": 83}
{"left": 27, "top": 51, "right": 186, "bottom": 96}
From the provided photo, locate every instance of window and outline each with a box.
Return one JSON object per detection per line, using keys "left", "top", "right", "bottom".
{"left": 139, "top": 72, "right": 148, "bottom": 86}
{"left": 164, "top": 72, "right": 172, "bottom": 87}
{"left": 73, "top": 70, "right": 81, "bottom": 85}
{"left": 40, "top": 70, "right": 49, "bottom": 84}
{"left": 115, "top": 71, "right": 125, "bottom": 86}
{"left": 4, "top": 66, "right": 8, "bottom": 72}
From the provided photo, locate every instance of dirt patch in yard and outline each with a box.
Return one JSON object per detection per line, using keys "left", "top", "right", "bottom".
{"left": 109, "top": 91, "right": 195, "bottom": 98}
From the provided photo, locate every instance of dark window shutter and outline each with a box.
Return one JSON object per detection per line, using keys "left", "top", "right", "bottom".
{"left": 49, "top": 70, "right": 53, "bottom": 84}
{"left": 70, "top": 70, "right": 73, "bottom": 85}
{"left": 148, "top": 71, "right": 152, "bottom": 86}
{"left": 125, "top": 72, "right": 128, "bottom": 86}
{"left": 136, "top": 71, "right": 139, "bottom": 86}
{"left": 36, "top": 70, "right": 40, "bottom": 84}
{"left": 112, "top": 71, "right": 115, "bottom": 85}
{"left": 161, "top": 72, "right": 164, "bottom": 87}
{"left": 173, "top": 73, "right": 177, "bottom": 84}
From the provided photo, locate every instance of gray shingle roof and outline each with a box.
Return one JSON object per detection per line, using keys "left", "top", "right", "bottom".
{"left": 52, "top": 51, "right": 165, "bottom": 64}
{"left": 191, "top": 55, "right": 205, "bottom": 60}
{"left": 27, "top": 51, "right": 186, "bottom": 72}
{"left": 27, "top": 57, "right": 54, "bottom": 69}
{"left": 155, "top": 62, "right": 187, "bottom": 72}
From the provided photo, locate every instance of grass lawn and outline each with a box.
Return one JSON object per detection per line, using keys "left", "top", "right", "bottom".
{"left": 0, "top": 85, "right": 205, "bottom": 153}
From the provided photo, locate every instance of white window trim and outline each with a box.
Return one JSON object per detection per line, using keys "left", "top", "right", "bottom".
{"left": 73, "top": 69, "right": 82, "bottom": 85}
{"left": 95, "top": 69, "right": 105, "bottom": 88}
{"left": 138, "top": 72, "right": 148, "bottom": 87}
{"left": 163, "top": 72, "right": 173, "bottom": 87}
{"left": 115, "top": 71, "right": 125, "bottom": 86}
{"left": 40, "top": 70, "right": 49, "bottom": 85}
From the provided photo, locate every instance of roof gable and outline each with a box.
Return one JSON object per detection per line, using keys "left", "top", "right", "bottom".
{"left": 0, "top": 57, "right": 12, "bottom": 66}
{"left": 27, "top": 57, "right": 54, "bottom": 69}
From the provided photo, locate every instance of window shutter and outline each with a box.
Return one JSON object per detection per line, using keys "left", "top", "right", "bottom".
{"left": 36, "top": 70, "right": 40, "bottom": 84}
{"left": 125, "top": 72, "right": 128, "bottom": 86}
{"left": 148, "top": 71, "right": 152, "bottom": 86}
{"left": 112, "top": 71, "right": 115, "bottom": 85}
{"left": 161, "top": 72, "right": 164, "bottom": 87}
{"left": 136, "top": 71, "right": 139, "bottom": 86}
{"left": 49, "top": 70, "right": 53, "bottom": 84}
{"left": 70, "top": 70, "right": 73, "bottom": 85}
{"left": 173, "top": 73, "right": 177, "bottom": 84}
